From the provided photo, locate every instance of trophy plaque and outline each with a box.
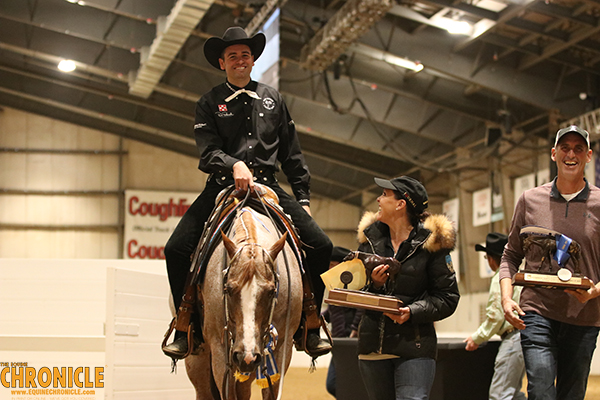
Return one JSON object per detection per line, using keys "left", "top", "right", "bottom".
{"left": 512, "top": 226, "right": 594, "bottom": 290}
{"left": 325, "top": 288, "right": 403, "bottom": 314}
{"left": 322, "top": 252, "right": 403, "bottom": 313}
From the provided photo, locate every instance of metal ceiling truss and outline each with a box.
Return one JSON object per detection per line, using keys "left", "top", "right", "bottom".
{"left": 1, "top": 0, "right": 599, "bottom": 204}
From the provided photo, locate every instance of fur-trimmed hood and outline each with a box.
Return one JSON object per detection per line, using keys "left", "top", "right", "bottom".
{"left": 357, "top": 211, "right": 456, "bottom": 253}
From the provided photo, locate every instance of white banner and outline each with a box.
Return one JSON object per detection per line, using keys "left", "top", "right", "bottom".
{"left": 123, "top": 190, "right": 198, "bottom": 260}
{"left": 472, "top": 187, "right": 491, "bottom": 227}
{"left": 491, "top": 191, "right": 503, "bottom": 223}
{"left": 537, "top": 168, "right": 550, "bottom": 186}
{"left": 514, "top": 173, "right": 536, "bottom": 206}
{"left": 442, "top": 197, "right": 459, "bottom": 231}
{"left": 442, "top": 198, "right": 460, "bottom": 282}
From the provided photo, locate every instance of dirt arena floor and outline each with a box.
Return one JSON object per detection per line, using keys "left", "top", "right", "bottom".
{"left": 586, "top": 376, "right": 600, "bottom": 399}
{"left": 250, "top": 368, "right": 600, "bottom": 399}
{"left": 250, "top": 367, "right": 331, "bottom": 400}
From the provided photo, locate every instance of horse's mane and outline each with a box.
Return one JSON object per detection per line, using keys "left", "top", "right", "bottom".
{"left": 229, "top": 208, "right": 274, "bottom": 287}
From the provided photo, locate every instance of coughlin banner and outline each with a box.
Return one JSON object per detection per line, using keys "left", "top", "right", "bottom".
{"left": 124, "top": 189, "right": 199, "bottom": 260}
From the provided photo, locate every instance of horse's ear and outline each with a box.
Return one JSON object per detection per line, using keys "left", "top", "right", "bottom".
{"left": 268, "top": 232, "right": 288, "bottom": 262}
{"left": 221, "top": 230, "right": 237, "bottom": 260}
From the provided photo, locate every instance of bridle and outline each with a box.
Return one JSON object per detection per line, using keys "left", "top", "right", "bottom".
{"left": 220, "top": 191, "right": 293, "bottom": 400}
{"left": 222, "top": 242, "right": 280, "bottom": 353}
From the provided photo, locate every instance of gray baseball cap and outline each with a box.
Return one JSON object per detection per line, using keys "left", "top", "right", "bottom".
{"left": 554, "top": 125, "right": 590, "bottom": 148}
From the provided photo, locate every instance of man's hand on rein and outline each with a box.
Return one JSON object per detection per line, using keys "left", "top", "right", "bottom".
{"left": 233, "top": 161, "right": 254, "bottom": 192}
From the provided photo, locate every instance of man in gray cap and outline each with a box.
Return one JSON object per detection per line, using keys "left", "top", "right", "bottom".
{"left": 500, "top": 125, "right": 600, "bottom": 399}
{"left": 464, "top": 233, "right": 525, "bottom": 400}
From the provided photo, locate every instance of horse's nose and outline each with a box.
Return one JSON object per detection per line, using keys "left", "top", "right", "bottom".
{"left": 233, "top": 351, "right": 262, "bottom": 372}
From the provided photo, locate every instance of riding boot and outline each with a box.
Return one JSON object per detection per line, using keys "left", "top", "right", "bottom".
{"left": 294, "top": 273, "right": 332, "bottom": 358}
{"left": 162, "top": 283, "right": 204, "bottom": 360}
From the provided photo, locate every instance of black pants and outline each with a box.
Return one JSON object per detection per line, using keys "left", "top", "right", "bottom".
{"left": 164, "top": 175, "right": 332, "bottom": 318}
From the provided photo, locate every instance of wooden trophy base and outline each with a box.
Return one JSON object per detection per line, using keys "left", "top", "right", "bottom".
{"left": 325, "top": 288, "right": 403, "bottom": 314}
{"left": 512, "top": 271, "right": 594, "bottom": 290}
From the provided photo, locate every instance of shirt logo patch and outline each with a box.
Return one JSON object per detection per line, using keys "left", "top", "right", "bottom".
{"left": 218, "top": 104, "right": 228, "bottom": 112}
{"left": 445, "top": 254, "right": 455, "bottom": 273}
{"left": 263, "top": 97, "right": 275, "bottom": 110}
{"left": 194, "top": 123, "right": 206, "bottom": 130}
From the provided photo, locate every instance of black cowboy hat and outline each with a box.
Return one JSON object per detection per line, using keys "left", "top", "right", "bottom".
{"left": 203, "top": 27, "right": 266, "bottom": 70}
{"left": 475, "top": 232, "right": 508, "bottom": 258}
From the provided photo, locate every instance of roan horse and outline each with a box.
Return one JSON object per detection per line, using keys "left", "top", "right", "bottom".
{"left": 185, "top": 191, "right": 303, "bottom": 400}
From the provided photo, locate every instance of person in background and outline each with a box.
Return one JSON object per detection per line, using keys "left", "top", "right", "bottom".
{"left": 162, "top": 26, "right": 333, "bottom": 360}
{"left": 356, "top": 176, "right": 460, "bottom": 400}
{"left": 464, "top": 232, "right": 526, "bottom": 400}
{"left": 322, "top": 246, "right": 365, "bottom": 397}
{"left": 500, "top": 125, "right": 600, "bottom": 400}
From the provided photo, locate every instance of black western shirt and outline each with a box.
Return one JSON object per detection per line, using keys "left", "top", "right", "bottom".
{"left": 194, "top": 80, "right": 310, "bottom": 205}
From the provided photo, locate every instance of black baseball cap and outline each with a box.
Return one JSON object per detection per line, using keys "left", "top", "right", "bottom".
{"left": 475, "top": 232, "right": 508, "bottom": 258}
{"left": 374, "top": 176, "right": 429, "bottom": 214}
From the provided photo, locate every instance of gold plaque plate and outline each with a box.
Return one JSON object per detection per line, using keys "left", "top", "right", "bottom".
{"left": 325, "top": 288, "right": 403, "bottom": 314}
{"left": 512, "top": 271, "right": 594, "bottom": 290}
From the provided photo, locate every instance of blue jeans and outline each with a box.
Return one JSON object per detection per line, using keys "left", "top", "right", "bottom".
{"left": 358, "top": 357, "right": 436, "bottom": 400}
{"left": 520, "top": 312, "right": 599, "bottom": 400}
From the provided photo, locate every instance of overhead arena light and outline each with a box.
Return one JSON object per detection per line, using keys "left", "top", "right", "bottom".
{"left": 300, "top": 0, "right": 393, "bottom": 72}
{"left": 349, "top": 43, "right": 424, "bottom": 72}
{"left": 57, "top": 59, "right": 77, "bottom": 72}
{"left": 439, "top": 18, "right": 473, "bottom": 35}
{"left": 382, "top": 53, "right": 423, "bottom": 72}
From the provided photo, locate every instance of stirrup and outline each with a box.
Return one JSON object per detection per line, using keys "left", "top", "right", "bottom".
{"left": 294, "top": 315, "right": 332, "bottom": 354}
{"left": 161, "top": 317, "right": 194, "bottom": 359}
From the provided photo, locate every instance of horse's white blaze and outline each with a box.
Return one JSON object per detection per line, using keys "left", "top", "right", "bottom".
{"left": 240, "top": 276, "right": 259, "bottom": 364}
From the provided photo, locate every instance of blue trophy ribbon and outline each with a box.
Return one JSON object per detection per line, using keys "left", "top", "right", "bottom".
{"left": 554, "top": 234, "right": 572, "bottom": 266}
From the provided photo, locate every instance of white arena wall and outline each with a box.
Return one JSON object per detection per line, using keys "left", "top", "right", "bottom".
{"left": 0, "top": 258, "right": 328, "bottom": 400}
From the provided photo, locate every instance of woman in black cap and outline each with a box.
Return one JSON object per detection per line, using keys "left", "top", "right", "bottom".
{"left": 355, "top": 176, "right": 459, "bottom": 400}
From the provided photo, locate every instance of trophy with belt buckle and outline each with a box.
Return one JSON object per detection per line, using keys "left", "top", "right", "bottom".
{"left": 321, "top": 251, "right": 404, "bottom": 314}
{"left": 512, "top": 225, "right": 594, "bottom": 290}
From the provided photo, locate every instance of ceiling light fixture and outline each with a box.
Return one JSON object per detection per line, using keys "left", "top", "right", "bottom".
{"left": 350, "top": 44, "right": 425, "bottom": 73}
{"left": 382, "top": 53, "right": 423, "bottom": 72}
{"left": 57, "top": 59, "right": 76, "bottom": 72}
{"left": 440, "top": 18, "right": 473, "bottom": 35}
{"left": 300, "top": 0, "right": 393, "bottom": 72}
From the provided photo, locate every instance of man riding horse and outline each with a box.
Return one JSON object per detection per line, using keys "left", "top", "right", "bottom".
{"left": 162, "top": 26, "right": 333, "bottom": 360}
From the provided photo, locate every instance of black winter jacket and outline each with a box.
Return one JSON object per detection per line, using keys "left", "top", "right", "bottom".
{"left": 356, "top": 212, "right": 460, "bottom": 360}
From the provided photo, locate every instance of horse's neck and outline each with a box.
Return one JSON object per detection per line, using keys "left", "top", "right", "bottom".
{"left": 233, "top": 208, "right": 259, "bottom": 246}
